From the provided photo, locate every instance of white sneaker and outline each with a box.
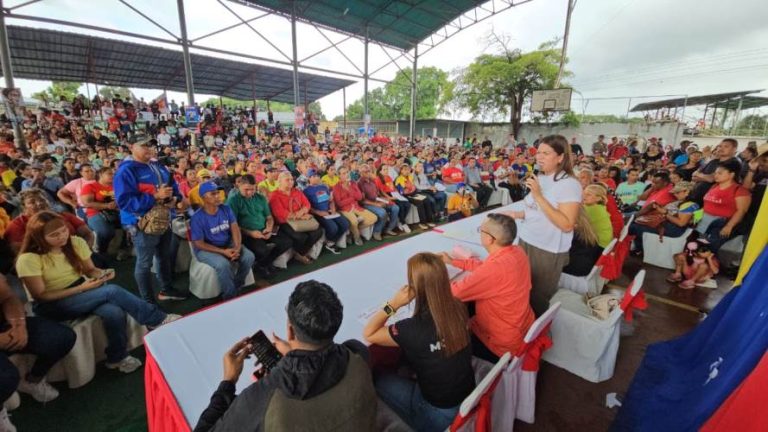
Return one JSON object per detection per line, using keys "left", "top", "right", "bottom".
{"left": 399, "top": 224, "right": 411, "bottom": 233}
{"left": 106, "top": 355, "right": 143, "bottom": 373}
{"left": 0, "top": 408, "right": 16, "bottom": 432}
{"left": 17, "top": 379, "right": 59, "bottom": 403}
{"left": 2, "top": 393, "right": 19, "bottom": 411}
{"left": 160, "top": 313, "right": 182, "bottom": 326}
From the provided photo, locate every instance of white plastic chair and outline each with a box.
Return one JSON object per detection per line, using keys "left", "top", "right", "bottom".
{"left": 543, "top": 270, "right": 646, "bottom": 383}
{"left": 493, "top": 302, "right": 561, "bottom": 430}
{"left": 642, "top": 228, "right": 693, "bottom": 270}
{"left": 188, "top": 241, "right": 256, "bottom": 299}
{"left": 449, "top": 352, "right": 512, "bottom": 432}
{"left": 558, "top": 239, "right": 617, "bottom": 296}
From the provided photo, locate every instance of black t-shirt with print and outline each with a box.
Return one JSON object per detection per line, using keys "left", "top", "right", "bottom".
{"left": 388, "top": 313, "right": 475, "bottom": 408}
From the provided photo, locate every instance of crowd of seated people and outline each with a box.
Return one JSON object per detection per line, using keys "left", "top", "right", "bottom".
{"left": 0, "top": 95, "right": 766, "bottom": 430}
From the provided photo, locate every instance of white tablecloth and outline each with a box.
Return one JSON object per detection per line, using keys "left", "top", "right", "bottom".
{"left": 145, "top": 231, "right": 486, "bottom": 425}
{"left": 434, "top": 203, "right": 518, "bottom": 245}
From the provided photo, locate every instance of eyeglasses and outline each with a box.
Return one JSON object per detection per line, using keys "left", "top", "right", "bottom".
{"left": 476, "top": 226, "right": 496, "bottom": 240}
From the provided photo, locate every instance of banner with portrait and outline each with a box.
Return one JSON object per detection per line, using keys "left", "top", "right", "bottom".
{"left": 1, "top": 87, "right": 24, "bottom": 123}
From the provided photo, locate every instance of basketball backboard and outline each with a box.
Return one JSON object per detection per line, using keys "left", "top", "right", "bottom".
{"left": 531, "top": 88, "right": 573, "bottom": 112}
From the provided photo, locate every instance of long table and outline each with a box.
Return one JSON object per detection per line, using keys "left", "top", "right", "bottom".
{"left": 144, "top": 231, "right": 488, "bottom": 431}
{"left": 433, "top": 202, "right": 518, "bottom": 245}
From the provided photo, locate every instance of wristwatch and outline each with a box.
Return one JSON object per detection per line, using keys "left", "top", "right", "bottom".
{"left": 382, "top": 302, "right": 396, "bottom": 317}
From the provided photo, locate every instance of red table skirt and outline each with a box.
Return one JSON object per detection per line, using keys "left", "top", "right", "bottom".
{"left": 145, "top": 350, "right": 191, "bottom": 432}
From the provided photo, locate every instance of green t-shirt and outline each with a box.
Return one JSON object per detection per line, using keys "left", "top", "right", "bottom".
{"left": 615, "top": 181, "right": 647, "bottom": 205}
{"left": 226, "top": 190, "right": 270, "bottom": 231}
{"left": 585, "top": 204, "right": 613, "bottom": 248}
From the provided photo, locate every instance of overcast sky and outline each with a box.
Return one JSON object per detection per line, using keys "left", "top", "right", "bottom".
{"left": 7, "top": 0, "right": 768, "bottom": 124}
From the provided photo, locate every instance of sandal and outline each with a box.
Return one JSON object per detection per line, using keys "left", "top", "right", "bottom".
{"left": 679, "top": 279, "right": 696, "bottom": 289}
{"left": 666, "top": 273, "right": 683, "bottom": 283}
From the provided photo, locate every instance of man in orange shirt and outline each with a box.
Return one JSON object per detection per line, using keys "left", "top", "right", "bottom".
{"left": 440, "top": 213, "right": 535, "bottom": 362}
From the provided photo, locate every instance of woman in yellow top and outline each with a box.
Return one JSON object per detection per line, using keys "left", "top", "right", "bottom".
{"left": 582, "top": 184, "right": 613, "bottom": 248}
{"left": 15, "top": 211, "right": 180, "bottom": 374}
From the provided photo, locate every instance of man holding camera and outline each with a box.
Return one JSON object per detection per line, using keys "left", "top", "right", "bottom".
{"left": 194, "top": 280, "right": 376, "bottom": 432}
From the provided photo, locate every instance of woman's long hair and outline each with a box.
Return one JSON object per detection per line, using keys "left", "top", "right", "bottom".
{"left": 407, "top": 253, "right": 469, "bottom": 356}
{"left": 20, "top": 211, "right": 86, "bottom": 275}
{"left": 584, "top": 184, "right": 608, "bottom": 205}
{"left": 539, "top": 134, "right": 575, "bottom": 181}
{"left": 575, "top": 207, "right": 599, "bottom": 247}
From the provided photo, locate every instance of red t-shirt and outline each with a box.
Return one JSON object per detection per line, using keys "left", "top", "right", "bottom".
{"left": 703, "top": 184, "right": 750, "bottom": 218}
{"left": 374, "top": 175, "right": 396, "bottom": 194}
{"left": 441, "top": 166, "right": 464, "bottom": 184}
{"left": 6, "top": 212, "right": 85, "bottom": 245}
{"left": 643, "top": 184, "right": 675, "bottom": 208}
{"left": 81, "top": 182, "right": 115, "bottom": 218}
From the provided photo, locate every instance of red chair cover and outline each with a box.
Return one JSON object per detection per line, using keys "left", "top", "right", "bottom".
{"left": 145, "top": 350, "right": 191, "bottom": 432}
{"left": 515, "top": 323, "right": 553, "bottom": 372}
{"left": 598, "top": 235, "right": 634, "bottom": 281}
{"left": 619, "top": 282, "right": 647, "bottom": 322}
{"left": 449, "top": 374, "right": 503, "bottom": 432}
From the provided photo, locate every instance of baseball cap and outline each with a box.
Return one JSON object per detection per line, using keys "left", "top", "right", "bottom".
{"left": 196, "top": 169, "right": 212, "bottom": 178}
{"left": 671, "top": 181, "right": 694, "bottom": 194}
{"left": 198, "top": 181, "right": 222, "bottom": 197}
{"left": 306, "top": 168, "right": 319, "bottom": 177}
{"left": 756, "top": 142, "right": 768, "bottom": 159}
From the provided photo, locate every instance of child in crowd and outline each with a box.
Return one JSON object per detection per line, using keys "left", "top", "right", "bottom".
{"left": 446, "top": 183, "right": 478, "bottom": 221}
{"left": 667, "top": 239, "right": 719, "bottom": 289}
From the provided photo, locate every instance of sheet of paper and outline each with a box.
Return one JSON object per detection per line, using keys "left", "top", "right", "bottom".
{"left": 323, "top": 213, "right": 341, "bottom": 219}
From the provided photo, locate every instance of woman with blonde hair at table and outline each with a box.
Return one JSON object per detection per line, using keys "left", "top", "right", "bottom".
{"left": 582, "top": 184, "right": 614, "bottom": 248}
{"left": 363, "top": 252, "right": 474, "bottom": 432}
{"left": 504, "top": 134, "right": 582, "bottom": 316}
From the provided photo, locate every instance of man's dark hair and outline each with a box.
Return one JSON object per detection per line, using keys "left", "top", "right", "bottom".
{"left": 653, "top": 171, "right": 671, "bottom": 184}
{"left": 486, "top": 213, "right": 517, "bottom": 246}
{"left": 721, "top": 138, "right": 738, "bottom": 149}
{"left": 287, "top": 280, "right": 343, "bottom": 347}
{"left": 240, "top": 174, "right": 256, "bottom": 185}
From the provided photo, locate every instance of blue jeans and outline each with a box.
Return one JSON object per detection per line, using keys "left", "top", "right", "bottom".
{"left": 316, "top": 214, "right": 350, "bottom": 242}
{"left": 88, "top": 213, "right": 119, "bottom": 255}
{"left": 33, "top": 284, "right": 166, "bottom": 363}
{"left": 130, "top": 227, "right": 176, "bottom": 302}
{"left": 195, "top": 246, "right": 255, "bottom": 299}
{"left": 367, "top": 204, "right": 399, "bottom": 232}
{"left": 363, "top": 205, "right": 387, "bottom": 233}
{"left": 375, "top": 373, "right": 459, "bottom": 432}
{"left": 395, "top": 200, "right": 411, "bottom": 224}
{"left": 0, "top": 317, "right": 76, "bottom": 401}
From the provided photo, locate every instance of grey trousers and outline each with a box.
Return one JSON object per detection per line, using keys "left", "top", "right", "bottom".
{"left": 520, "top": 240, "right": 570, "bottom": 316}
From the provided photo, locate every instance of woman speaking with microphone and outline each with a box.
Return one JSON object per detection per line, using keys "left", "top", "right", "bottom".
{"left": 505, "top": 135, "right": 582, "bottom": 315}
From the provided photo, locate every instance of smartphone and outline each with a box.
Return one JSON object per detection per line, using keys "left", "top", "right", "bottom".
{"left": 248, "top": 330, "right": 282, "bottom": 375}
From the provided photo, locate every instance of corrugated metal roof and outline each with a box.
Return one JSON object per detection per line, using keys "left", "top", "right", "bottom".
{"left": 630, "top": 90, "right": 768, "bottom": 112}
{"left": 232, "top": 0, "right": 485, "bottom": 51}
{"left": 2, "top": 25, "right": 354, "bottom": 104}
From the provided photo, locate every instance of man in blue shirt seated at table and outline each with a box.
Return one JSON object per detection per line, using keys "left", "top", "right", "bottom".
{"left": 190, "top": 181, "right": 255, "bottom": 300}
{"left": 193, "top": 280, "right": 376, "bottom": 432}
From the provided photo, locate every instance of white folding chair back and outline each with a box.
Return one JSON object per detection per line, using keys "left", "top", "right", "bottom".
{"left": 619, "top": 214, "right": 634, "bottom": 242}
{"left": 458, "top": 352, "right": 511, "bottom": 417}
{"left": 501, "top": 302, "right": 561, "bottom": 426}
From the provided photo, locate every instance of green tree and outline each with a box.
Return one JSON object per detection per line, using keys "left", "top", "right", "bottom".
{"left": 199, "top": 97, "right": 324, "bottom": 119}
{"left": 98, "top": 86, "right": 133, "bottom": 101}
{"left": 31, "top": 81, "right": 83, "bottom": 105}
{"left": 345, "top": 66, "right": 454, "bottom": 121}
{"left": 737, "top": 114, "right": 767, "bottom": 133}
{"left": 454, "top": 33, "right": 568, "bottom": 136}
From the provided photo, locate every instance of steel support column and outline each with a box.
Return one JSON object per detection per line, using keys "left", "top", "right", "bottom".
{"left": 342, "top": 87, "right": 347, "bottom": 131}
{"left": 291, "top": 4, "right": 300, "bottom": 109}
{"left": 177, "top": 0, "right": 194, "bottom": 107}
{"left": 0, "top": 0, "right": 25, "bottom": 150}
{"left": 409, "top": 44, "right": 418, "bottom": 142}
{"left": 363, "top": 28, "right": 369, "bottom": 134}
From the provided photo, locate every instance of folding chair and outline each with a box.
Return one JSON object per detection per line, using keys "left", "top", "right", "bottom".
{"left": 643, "top": 228, "right": 693, "bottom": 270}
{"left": 558, "top": 239, "right": 617, "bottom": 296}
{"left": 543, "top": 270, "right": 646, "bottom": 382}
{"left": 449, "top": 352, "right": 512, "bottom": 432}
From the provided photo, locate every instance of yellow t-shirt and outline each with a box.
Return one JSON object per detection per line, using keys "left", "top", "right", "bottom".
{"left": 321, "top": 174, "right": 339, "bottom": 188}
{"left": 258, "top": 179, "right": 279, "bottom": 194}
{"left": 16, "top": 236, "right": 92, "bottom": 291}
{"left": 447, "top": 194, "right": 463, "bottom": 213}
{"left": 1, "top": 169, "right": 15, "bottom": 187}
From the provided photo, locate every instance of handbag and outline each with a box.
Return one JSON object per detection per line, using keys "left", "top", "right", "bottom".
{"left": 286, "top": 195, "right": 319, "bottom": 233}
{"left": 586, "top": 294, "right": 620, "bottom": 320}
{"left": 635, "top": 209, "right": 667, "bottom": 240}
{"left": 137, "top": 164, "right": 172, "bottom": 235}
